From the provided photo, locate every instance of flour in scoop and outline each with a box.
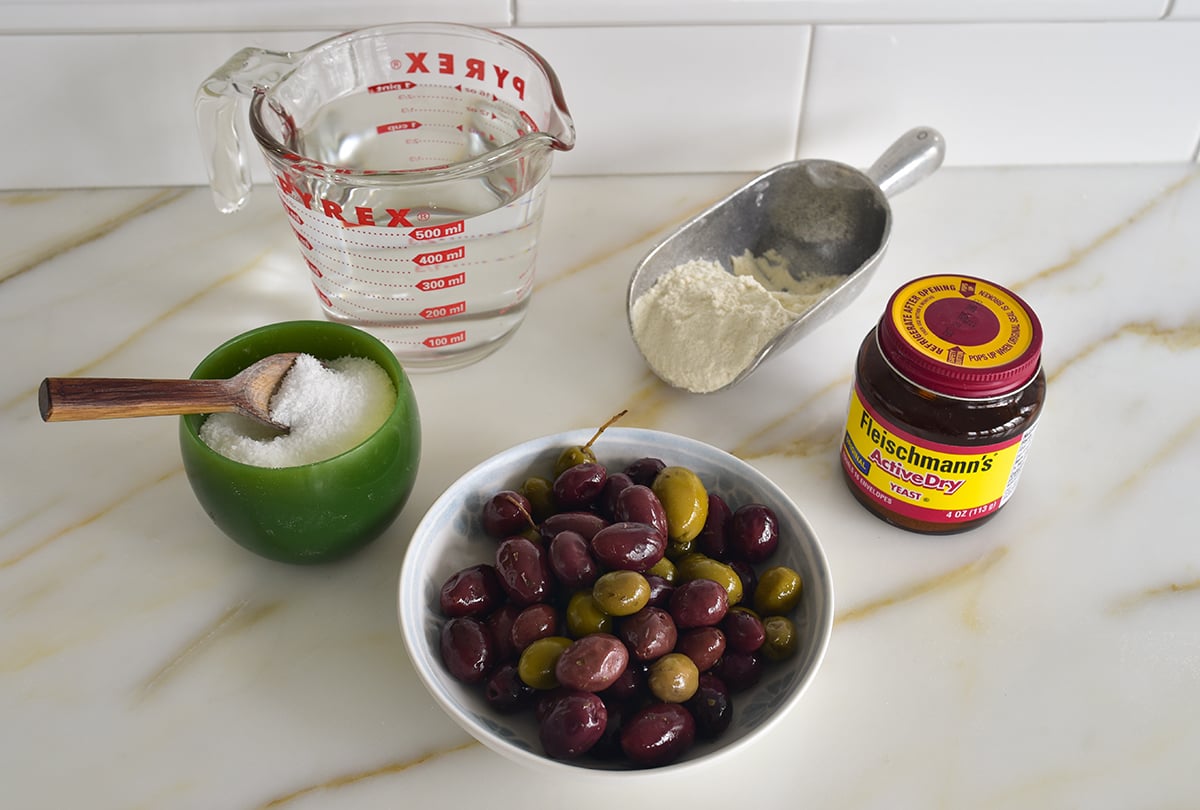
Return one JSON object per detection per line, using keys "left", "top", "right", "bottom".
{"left": 631, "top": 254, "right": 841, "bottom": 393}
{"left": 200, "top": 354, "right": 395, "bottom": 467}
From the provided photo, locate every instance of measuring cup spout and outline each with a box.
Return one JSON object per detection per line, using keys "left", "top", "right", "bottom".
{"left": 195, "top": 47, "right": 296, "bottom": 213}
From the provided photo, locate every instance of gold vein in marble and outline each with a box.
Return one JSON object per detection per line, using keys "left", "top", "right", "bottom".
{"left": 0, "top": 466, "right": 181, "bottom": 570}
{"left": 1111, "top": 577, "right": 1200, "bottom": 614}
{"left": 1, "top": 245, "right": 273, "bottom": 414}
{"left": 836, "top": 545, "right": 1008, "bottom": 625}
{"left": 138, "top": 599, "right": 283, "bottom": 699}
{"left": 255, "top": 740, "right": 479, "bottom": 809}
{"left": 1048, "top": 318, "right": 1200, "bottom": 385}
{"left": 0, "top": 189, "right": 186, "bottom": 285}
{"left": 1014, "top": 169, "right": 1199, "bottom": 291}
{"left": 732, "top": 375, "right": 851, "bottom": 460}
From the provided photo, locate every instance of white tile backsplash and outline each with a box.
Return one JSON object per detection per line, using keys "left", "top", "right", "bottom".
{"left": 798, "top": 22, "right": 1200, "bottom": 167}
{"left": 0, "top": 1, "right": 510, "bottom": 32}
{"left": 0, "top": 13, "right": 1197, "bottom": 189}
{"left": 516, "top": 0, "right": 1169, "bottom": 26}
{"left": 1168, "top": 0, "right": 1200, "bottom": 17}
{"left": 513, "top": 26, "right": 811, "bottom": 175}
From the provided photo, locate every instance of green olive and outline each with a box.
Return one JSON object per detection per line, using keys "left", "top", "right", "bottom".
{"left": 592, "top": 570, "right": 651, "bottom": 617}
{"left": 754, "top": 566, "right": 803, "bottom": 616}
{"left": 761, "top": 615, "right": 799, "bottom": 662}
{"left": 645, "top": 555, "right": 678, "bottom": 583}
{"left": 651, "top": 466, "right": 708, "bottom": 544}
{"left": 517, "top": 635, "right": 573, "bottom": 689}
{"left": 676, "top": 554, "right": 743, "bottom": 606}
{"left": 647, "top": 652, "right": 700, "bottom": 703}
{"left": 521, "top": 476, "right": 556, "bottom": 523}
{"left": 553, "top": 445, "right": 597, "bottom": 478}
{"left": 565, "top": 590, "right": 614, "bottom": 637}
{"left": 666, "top": 537, "right": 695, "bottom": 560}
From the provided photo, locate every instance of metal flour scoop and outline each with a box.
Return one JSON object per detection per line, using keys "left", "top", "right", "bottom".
{"left": 627, "top": 126, "right": 945, "bottom": 393}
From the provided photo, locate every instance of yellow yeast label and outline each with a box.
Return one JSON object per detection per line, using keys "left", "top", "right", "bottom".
{"left": 841, "top": 386, "right": 1035, "bottom": 524}
{"left": 889, "top": 276, "right": 1036, "bottom": 370}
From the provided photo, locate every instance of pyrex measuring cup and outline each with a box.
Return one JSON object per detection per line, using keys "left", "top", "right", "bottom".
{"left": 196, "top": 23, "right": 575, "bottom": 371}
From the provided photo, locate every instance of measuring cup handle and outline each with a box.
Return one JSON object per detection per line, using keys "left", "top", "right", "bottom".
{"left": 865, "top": 127, "right": 946, "bottom": 198}
{"left": 195, "top": 47, "right": 295, "bottom": 213}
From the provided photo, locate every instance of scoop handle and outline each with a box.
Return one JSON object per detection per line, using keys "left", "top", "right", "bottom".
{"left": 39, "top": 377, "right": 235, "bottom": 422}
{"left": 866, "top": 127, "right": 946, "bottom": 198}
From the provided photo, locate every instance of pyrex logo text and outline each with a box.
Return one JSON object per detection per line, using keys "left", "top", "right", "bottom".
{"left": 275, "top": 174, "right": 413, "bottom": 228}
{"left": 380, "top": 52, "right": 527, "bottom": 100}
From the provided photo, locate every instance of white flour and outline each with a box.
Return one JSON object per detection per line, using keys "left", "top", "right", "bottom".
{"left": 631, "top": 253, "right": 841, "bottom": 394}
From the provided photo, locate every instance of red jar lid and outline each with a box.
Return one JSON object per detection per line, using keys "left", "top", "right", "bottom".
{"left": 878, "top": 275, "right": 1043, "bottom": 398}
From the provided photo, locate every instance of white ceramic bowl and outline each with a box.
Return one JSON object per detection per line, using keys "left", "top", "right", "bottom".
{"left": 398, "top": 428, "right": 834, "bottom": 775}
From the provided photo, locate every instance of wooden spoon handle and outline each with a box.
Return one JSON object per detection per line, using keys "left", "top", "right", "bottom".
{"left": 39, "top": 377, "right": 236, "bottom": 422}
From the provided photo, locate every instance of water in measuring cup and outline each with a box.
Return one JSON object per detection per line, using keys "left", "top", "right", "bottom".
{"left": 268, "top": 85, "right": 554, "bottom": 371}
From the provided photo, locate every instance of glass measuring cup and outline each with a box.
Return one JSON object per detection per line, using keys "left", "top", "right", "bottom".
{"left": 196, "top": 23, "right": 575, "bottom": 371}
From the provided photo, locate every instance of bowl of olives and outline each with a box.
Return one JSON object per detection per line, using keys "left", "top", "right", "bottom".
{"left": 398, "top": 426, "right": 833, "bottom": 774}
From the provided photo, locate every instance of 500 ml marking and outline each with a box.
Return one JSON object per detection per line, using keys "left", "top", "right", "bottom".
{"left": 413, "top": 246, "right": 466, "bottom": 266}
{"left": 416, "top": 272, "right": 466, "bottom": 292}
{"left": 420, "top": 301, "right": 467, "bottom": 320}
{"left": 423, "top": 330, "right": 467, "bottom": 348}
{"left": 409, "top": 220, "right": 465, "bottom": 241}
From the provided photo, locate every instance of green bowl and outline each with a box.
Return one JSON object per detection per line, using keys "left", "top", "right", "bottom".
{"left": 179, "top": 321, "right": 421, "bottom": 564}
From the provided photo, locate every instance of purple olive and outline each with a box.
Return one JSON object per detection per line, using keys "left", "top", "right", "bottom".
{"left": 598, "top": 472, "right": 635, "bottom": 519}
{"left": 554, "top": 633, "right": 629, "bottom": 692}
{"left": 713, "top": 651, "right": 764, "bottom": 692}
{"left": 644, "top": 575, "right": 676, "bottom": 609}
{"left": 696, "top": 493, "right": 733, "bottom": 560}
{"left": 613, "top": 485, "right": 669, "bottom": 540}
{"left": 510, "top": 603, "right": 559, "bottom": 652}
{"left": 538, "top": 511, "right": 609, "bottom": 543}
{"left": 481, "top": 490, "right": 533, "bottom": 538}
{"left": 438, "top": 563, "right": 505, "bottom": 618}
{"left": 674, "top": 627, "right": 726, "bottom": 672}
{"left": 624, "top": 457, "right": 666, "bottom": 487}
{"left": 722, "top": 607, "right": 766, "bottom": 654}
{"left": 669, "top": 578, "right": 729, "bottom": 629}
{"left": 495, "top": 536, "right": 553, "bottom": 605}
{"left": 548, "top": 530, "right": 599, "bottom": 589}
{"left": 439, "top": 616, "right": 495, "bottom": 683}
{"left": 686, "top": 674, "right": 732, "bottom": 739}
{"left": 552, "top": 462, "right": 608, "bottom": 510}
{"left": 484, "top": 603, "right": 522, "bottom": 664}
{"left": 620, "top": 703, "right": 696, "bottom": 767}
{"left": 485, "top": 664, "right": 536, "bottom": 714}
{"left": 728, "top": 504, "right": 779, "bottom": 563}
{"left": 618, "top": 607, "right": 678, "bottom": 662}
{"left": 539, "top": 690, "right": 608, "bottom": 759}
{"left": 591, "top": 522, "right": 666, "bottom": 572}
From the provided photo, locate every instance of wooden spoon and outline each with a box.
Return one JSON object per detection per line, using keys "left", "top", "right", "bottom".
{"left": 39, "top": 352, "right": 302, "bottom": 432}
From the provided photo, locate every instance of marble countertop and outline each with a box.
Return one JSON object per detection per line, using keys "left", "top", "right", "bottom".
{"left": 4, "top": 164, "right": 1200, "bottom": 808}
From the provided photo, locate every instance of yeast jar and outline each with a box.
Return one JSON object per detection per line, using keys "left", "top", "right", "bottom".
{"left": 840, "top": 275, "right": 1045, "bottom": 533}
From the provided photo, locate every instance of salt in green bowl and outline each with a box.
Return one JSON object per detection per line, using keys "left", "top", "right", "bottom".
{"left": 179, "top": 321, "right": 421, "bottom": 564}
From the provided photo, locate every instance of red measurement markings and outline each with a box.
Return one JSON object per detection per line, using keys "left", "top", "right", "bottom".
{"left": 377, "top": 120, "right": 422, "bottom": 134}
{"left": 423, "top": 330, "right": 467, "bottom": 348}
{"left": 415, "top": 272, "right": 466, "bottom": 292}
{"left": 409, "top": 220, "right": 465, "bottom": 241}
{"left": 519, "top": 111, "right": 539, "bottom": 133}
{"left": 419, "top": 301, "right": 467, "bottom": 320}
{"left": 314, "top": 284, "right": 332, "bottom": 307}
{"left": 292, "top": 227, "right": 312, "bottom": 250}
{"left": 285, "top": 205, "right": 304, "bottom": 226}
{"left": 369, "top": 81, "right": 417, "bottom": 93}
{"left": 413, "top": 245, "right": 465, "bottom": 267}
{"left": 305, "top": 257, "right": 323, "bottom": 278}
